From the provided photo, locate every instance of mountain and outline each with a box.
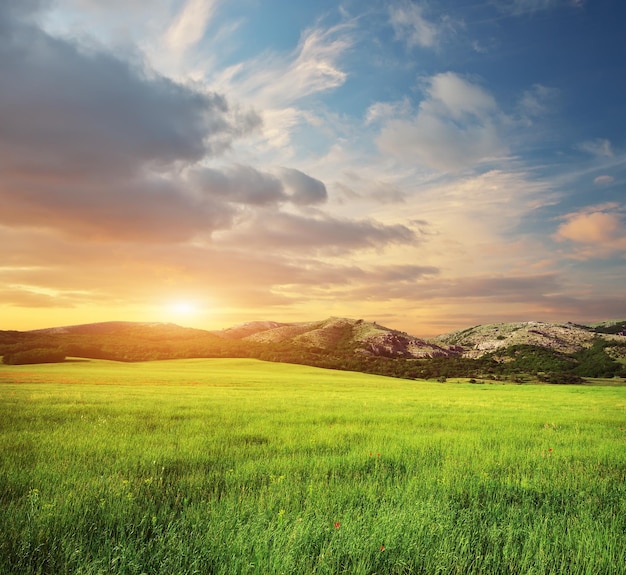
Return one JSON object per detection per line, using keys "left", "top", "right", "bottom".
{"left": 218, "top": 317, "right": 455, "bottom": 359}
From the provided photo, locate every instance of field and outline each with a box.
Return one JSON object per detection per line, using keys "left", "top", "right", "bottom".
{"left": 1, "top": 359, "right": 625, "bottom": 575}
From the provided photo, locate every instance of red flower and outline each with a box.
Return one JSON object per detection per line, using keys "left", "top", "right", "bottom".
{"left": 334, "top": 522, "right": 341, "bottom": 529}
{"left": 377, "top": 453, "right": 381, "bottom": 457}
{"left": 548, "top": 448, "right": 553, "bottom": 452}
{"left": 380, "top": 545, "right": 386, "bottom": 551}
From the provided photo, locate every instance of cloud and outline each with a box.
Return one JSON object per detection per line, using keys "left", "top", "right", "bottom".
{"left": 554, "top": 204, "right": 626, "bottom": 258}
{"left": 215, "top": 212, "right": 417, "bottom": 255}
{"left": 389, "top": 1, "right": 441, "bottom": 49}
{"left": 191, "top": 165, "right": 286, "bottom": 206}
{"left": 334, "top": 172, "right": 406, "bottom": 205}
{"left": 188, "top": 165, "right": 328, "bottom": 207}
{"left": 594, "top": 175, "right": 614, "bottom": 185}
{"left": 577, "top": 138, "right": 614, "bottom": 158}
{"left": 0, "top": 225, "right": 422, "bottom": 314}
{"left": 376, "top": 73, "right": 504, "bottom": 171}
{"left": 209, "top": 22, "right": 353, "bottom": 154}
{"left": 0, "top": 3, "right": 264, "bottom": 241}
{"left": 279, "top": 168, "right": 328, "bottom": 205}
{"left": 165, "top": 0, "right": 218, "bottom": 57}
{"left": 365, "top": 99, "right": 411, "bottom": 125}
{"left": 518, "top": 84, "right": 559, "bottom": 120}
{"left": 214, "top": 23, "right": 351, "bottom": 108}
{"left": 0, "top": 6, "right": 257, "bottom": 176}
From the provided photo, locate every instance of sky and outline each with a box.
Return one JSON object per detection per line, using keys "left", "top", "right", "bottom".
{"left": 1, "top": 0, "right": 625, "bottom": 337}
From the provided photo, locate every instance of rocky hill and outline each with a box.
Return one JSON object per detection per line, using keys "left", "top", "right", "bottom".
{"left": 222, "top": 317, "right": 455, "bottom": 359}
{"left": 431, "top": 320, "right": 626, "bottom": 358}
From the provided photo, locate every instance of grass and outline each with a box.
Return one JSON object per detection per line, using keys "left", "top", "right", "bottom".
{"left": 1, "top": 358, "right": 625, "bottom": 574}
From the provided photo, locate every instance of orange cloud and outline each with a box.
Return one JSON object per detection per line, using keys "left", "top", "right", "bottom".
{"left": 554, "top": 206, "right": 626, "bottom": 259}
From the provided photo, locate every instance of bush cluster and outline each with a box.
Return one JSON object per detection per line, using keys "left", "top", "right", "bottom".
{"left": 2, "top": 348, "right": 66, "bottom": 365}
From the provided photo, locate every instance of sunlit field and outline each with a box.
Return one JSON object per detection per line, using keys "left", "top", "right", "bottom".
{"left": 1, "top": 358, "right": 625, "bottom": 575}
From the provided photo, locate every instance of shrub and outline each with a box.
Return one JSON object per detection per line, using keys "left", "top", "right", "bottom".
{"left": 2, "top": 348, "right": 66, "bottom": 365}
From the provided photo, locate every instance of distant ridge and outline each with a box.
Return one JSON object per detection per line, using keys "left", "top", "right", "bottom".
{"left": 3, "top": 316, "right": 625, "bottom": 379}
{"left": 29, "top": 321, "right": 176, "bottom": 335}
{"left": 14, "top": 316, "right": 626, "bottom": 357}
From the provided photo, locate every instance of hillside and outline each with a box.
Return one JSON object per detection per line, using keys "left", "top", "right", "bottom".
{"left": 431, "top": 320, "right": 626, "bottom": 358}
{"left": 1, "top": 316, "right": 625, "bottom": 381}
{"left": 223, "top": 317, "right": 455, "bottom": 359}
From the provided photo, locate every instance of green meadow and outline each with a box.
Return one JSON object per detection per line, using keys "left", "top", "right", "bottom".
{"left": 1, "top": 359, "right": 625, "bottom": 575}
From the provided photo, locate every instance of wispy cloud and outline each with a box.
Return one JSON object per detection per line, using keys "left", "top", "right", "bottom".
{"left": 577, "top": 138, "right": 614, "bottom": 158}
{"left": 209, "top": 21, "right": 353, "bottom": 155}
{"left": 518, "top": 84, "right": 559, "bottom": 120}
{"left": 164, "top": 0, "right": 218, "bottom": 57}
{"left": 214, "top": 23, "right": 352, "bottom": 107}
{"left": 389, "top": 1, "right": 443, "bottom": 49}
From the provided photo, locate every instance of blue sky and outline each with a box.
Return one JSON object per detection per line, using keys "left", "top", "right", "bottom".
{"left": 0, "top": 0, "right": 624, "bottom": 335}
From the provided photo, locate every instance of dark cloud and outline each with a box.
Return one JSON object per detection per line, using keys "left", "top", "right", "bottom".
{"left": 0, "top": 21, "right": 250, "bottom": 176}
{"left": 190, "top": 165, "right": 328, "bottom": 207}
{"left": 217, "top": 212, "right": 417, "bottom": 254}
{"left": 279, "top": 168, "right": 328, "bottom": 205}
{"left": 191, "top": 165, "right": 286, "bottom": 206}
{"left": 1, "top": 174, "right": 236, "bottom": 242}
{"left": 0, "top": 4, "right": 259, "bottom": 241}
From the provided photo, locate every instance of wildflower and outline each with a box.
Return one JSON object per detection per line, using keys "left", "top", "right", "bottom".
{"left": 369, "top": 452, "right": 373, "bottom": 457}
{"left": 548, "top": 448, "right": 553, "bottom": 452}
{"left": 377, "top": 453, "right": 381, "bottom": 457}
{"left": 334, "top": 522, "right": 341, "bottom": 529}
{"left": 380, "top": 545, "right": 386, "bottom": 552}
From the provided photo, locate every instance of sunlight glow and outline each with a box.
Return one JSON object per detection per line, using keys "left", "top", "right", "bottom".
{"left": 169, "top": 301, "right": 197, "bottom": 316}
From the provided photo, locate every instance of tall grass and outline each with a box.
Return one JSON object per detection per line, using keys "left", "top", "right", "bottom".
{"left": 0, "top": 358, "right": 625, "bottom": 574}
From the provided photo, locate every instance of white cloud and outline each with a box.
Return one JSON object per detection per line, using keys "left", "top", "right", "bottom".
{"left": 214, "top": 23, "right": 351, "bottom": 108}
{"left": 389, "top": 1, "right": 440, "bottom": 49}
{"left": 364, "top": 99, "right": 412, "bottom": 125}
{"left": 209, "top": 23, "right": 353, "bottom": 155}
{"left": 376, "top": 73, "right": 505, "bottom": 172}
{"left": 426, "top": 72, "right": 497, "bottom": 119}
{"left": 164, "top": 0, "right": 218, "bottom": 57}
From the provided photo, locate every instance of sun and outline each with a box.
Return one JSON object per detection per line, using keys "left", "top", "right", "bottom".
{"left": 169, "top": 300, "right": 197, "bottom": 317}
